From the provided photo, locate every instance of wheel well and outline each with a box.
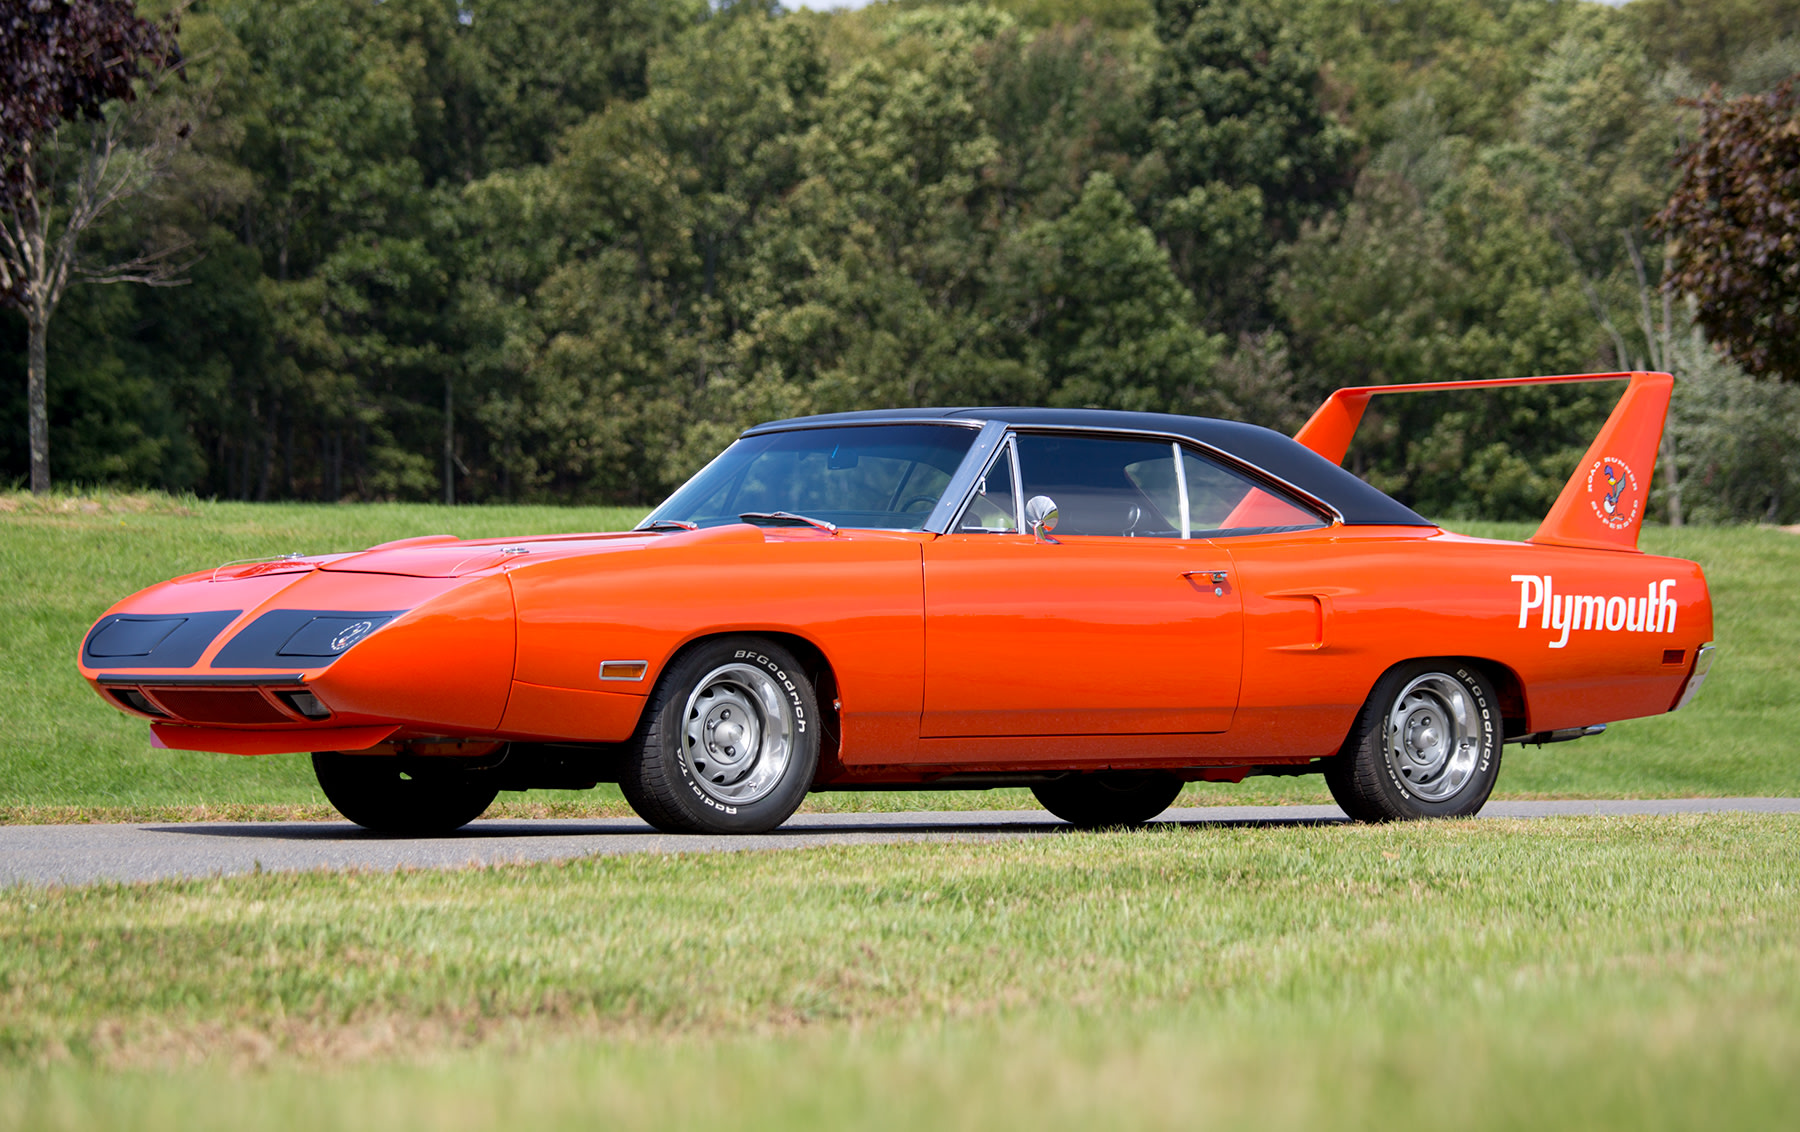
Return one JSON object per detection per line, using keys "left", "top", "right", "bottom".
{"left": 1461, "top": 658, "right": 1529, "bottom": 740}
{"left": 1368, "top": 655, "right": 1528, "bottom": 742}
{"left": 661, "top": 630, "right": 843, "bottom": 767}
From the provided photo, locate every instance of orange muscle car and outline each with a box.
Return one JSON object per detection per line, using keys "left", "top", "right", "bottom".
{"left": 78, "top": 372, "right": 1715, "bottom": 833}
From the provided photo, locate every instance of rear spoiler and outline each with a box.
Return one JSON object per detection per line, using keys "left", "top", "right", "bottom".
{"left": 1293, "top": 372, "right": 1673, "bottom": 552}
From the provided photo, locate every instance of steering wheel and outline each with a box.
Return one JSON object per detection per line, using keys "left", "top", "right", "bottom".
{"left": 898, "top": 495, "right": 939, "bottom": 513}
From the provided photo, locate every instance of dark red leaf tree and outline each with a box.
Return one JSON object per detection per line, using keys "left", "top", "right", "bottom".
{"left": 1654, "top": 77, "right": 1800, "bottom": 384}
{"left": 1, "top": 0, "right": 180, "bottom": 494}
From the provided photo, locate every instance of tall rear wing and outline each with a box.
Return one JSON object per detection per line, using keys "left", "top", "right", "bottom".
{"left": 1292, "top": 372, "right": 1674, "bottom": 552}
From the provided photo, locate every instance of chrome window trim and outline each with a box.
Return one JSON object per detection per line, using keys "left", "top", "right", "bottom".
{"left": 1006, "top": 424, "right": 1346, "bottom": 529}
{"left": 924, "top": 420, "right": 1010, "bottom": 534}
{"left": 944, "top": 435, "right": 1027, "bottom": 535}
{"left": 1172, "top": 441, "right": 1191, "bottom": 539}
{"left": 740, "top": 417, "right": 989, "bottom": 437}
{"left": 1005, "top": 438, "right": 1026, "bottom": 531}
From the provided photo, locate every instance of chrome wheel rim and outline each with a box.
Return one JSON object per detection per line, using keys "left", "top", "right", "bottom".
{"left": 681, "top": 663, "right": 794, "bottom": 805}
{"left": 1382, "top": 674, "right": 1481, "bottom": 802}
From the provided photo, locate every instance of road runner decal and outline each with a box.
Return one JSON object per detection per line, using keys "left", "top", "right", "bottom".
{"left": 1587, "top": 456, "right": 1640, "bottom": 531}
{"left": 1512, "top": 574, "right": 1678, "bottom": 649}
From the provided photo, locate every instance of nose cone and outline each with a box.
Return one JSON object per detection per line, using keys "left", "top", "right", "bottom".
{"left": 307, "top": 572, "right": 517, "bottom": 732}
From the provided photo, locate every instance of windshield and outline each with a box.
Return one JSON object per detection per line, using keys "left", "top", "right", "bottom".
{"left": 642, "top": 424, "right": 979, "bottom": 530}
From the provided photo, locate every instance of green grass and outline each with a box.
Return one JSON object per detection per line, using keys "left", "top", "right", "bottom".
{"left": 2, "top": 815, "right": 1797, "bottom": 1128}
{"left": 2, "top": 492, "right": 1795, "bottom": 815}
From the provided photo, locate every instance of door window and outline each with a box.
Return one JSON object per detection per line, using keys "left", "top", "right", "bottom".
{"left": 1014, "top": 434, "right": 1181, "bottom": 537}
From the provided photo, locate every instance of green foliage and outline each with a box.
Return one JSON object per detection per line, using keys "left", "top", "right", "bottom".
{"left": 1667, "top": 317, "right": 1800, "bottom": 524}
{"left": 1629, "top": 0, "right": 1800, "bottom": 85}
{"left": 1656, "top": 78, "right": 1800, "bottom": 385}
{"left": 2, "top": 0, "right": 1794, "bottom": 523}
{"left": 1147, "top": 0, "right": 1357, "bottom": 330}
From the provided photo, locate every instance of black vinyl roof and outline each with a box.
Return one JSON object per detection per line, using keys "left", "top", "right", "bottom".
{"left": 745, "top": 407, "right": 1431, "bottom": 527}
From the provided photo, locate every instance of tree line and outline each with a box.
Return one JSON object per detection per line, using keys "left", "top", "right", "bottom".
{"left": 4, "top": 0, "right": 1799, "bottom": 523}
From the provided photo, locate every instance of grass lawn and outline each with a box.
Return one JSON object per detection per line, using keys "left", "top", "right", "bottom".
{"left": 1, "top": 492, "right": 1795, "bottom": 817}
{"left": 2, "top": 814, "right": 1797, "bottom": 1129}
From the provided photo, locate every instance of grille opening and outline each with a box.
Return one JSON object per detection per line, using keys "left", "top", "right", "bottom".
{"left": 1662, "top": 649, "right": 1686, "bottom": 666}
{"left": 108, "top": 688, "right": 168, "bottom": 718}
{"left": 276, "top": 689, "right": 332, "bottom": 721}
{"left": 151, "top": 688, "right": 293, "bottom": 726}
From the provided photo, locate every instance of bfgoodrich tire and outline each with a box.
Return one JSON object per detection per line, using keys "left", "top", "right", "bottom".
{"left": 311, "top": 752, "right": 499, "bottom": 835}
{"left": 620, "top": 636, "right": 821, "bottom": 834}
{"left": 1031, "top": 771, "right": 1184, "bottom": 829}
{"left": 1325, "top": 660, "right": 1502, "bottom": 822}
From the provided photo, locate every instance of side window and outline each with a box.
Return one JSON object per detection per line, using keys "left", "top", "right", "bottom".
{"left": 1180, "top": 450, "right": 1323, "bottom": 535}
{"left": 955, "top": 440, "right": 1020, "bottom": 533}
{"left": 1014, "top": 434, "right": 1180, "bottom": 537}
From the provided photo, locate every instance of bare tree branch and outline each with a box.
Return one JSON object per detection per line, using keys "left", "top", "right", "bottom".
{"left": 77, "top": 236, "right": 198, "bottom": 286}
{"left": 1557, "top": 225, "right": 1640, "bottom": 370}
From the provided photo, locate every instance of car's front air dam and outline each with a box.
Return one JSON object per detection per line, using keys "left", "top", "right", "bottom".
{"left": 151, "top": 723, "right": 398, "bottom": 756}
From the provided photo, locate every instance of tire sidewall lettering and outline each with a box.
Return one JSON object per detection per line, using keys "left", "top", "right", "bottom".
{"left": 732, "top": 647, "right": 807, "bottom": 734}
{"left": 1380, "top": 665, "right": 1497, "bottom": 807}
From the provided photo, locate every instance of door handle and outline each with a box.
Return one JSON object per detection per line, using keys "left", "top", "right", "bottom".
{"left": 1182, "top": 570, "right": 1229, "bottom": 584}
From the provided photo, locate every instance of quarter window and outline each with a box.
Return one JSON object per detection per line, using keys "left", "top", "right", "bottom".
{"left": 1179, "top": 450, "right": 1323, "bottom": 535}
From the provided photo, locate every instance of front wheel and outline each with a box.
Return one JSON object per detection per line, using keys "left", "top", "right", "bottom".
{"left": 1325, "top": 660, "right": 1502, "bottom": 822}
{"left": 311, "top": 752, "right": 499, "bottom": 835}
{"left": 620, "top": 637, "right": 821, "bottom": 834}
{"left": 1031, "top": 771, "right": 1184, "bottom": 829}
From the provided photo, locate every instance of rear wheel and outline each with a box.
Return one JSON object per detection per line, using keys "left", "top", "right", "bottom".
{"left": 1031, "top": 771, "right": 1183, "bottom": 829}
{"left": 311, "top": 752, "right": 499, "bottom": 835}
{"left": 1325, "top": 660, "right": 1501, "bottom": 822}
{"left": 620, "top": 636, "right": 821, "bottom": 834}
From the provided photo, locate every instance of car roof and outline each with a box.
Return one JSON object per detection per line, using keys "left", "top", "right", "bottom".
{"left": 743, "top": 407, "right": 1431, "bottom": 527}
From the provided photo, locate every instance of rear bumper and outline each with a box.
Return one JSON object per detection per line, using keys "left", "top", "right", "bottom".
{"left": 1672, "top": 643, "right": 1716, "bottom": 711}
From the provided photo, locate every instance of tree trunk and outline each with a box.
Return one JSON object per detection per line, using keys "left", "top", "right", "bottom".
{"left": 443, "top": 375, "right": 455, "bottom": 506}
{"left": 27, "top": 309, "right": 50, "bottom": 495}
{"left": 1660, "top": 431, "right": 1684, "bottom": 528}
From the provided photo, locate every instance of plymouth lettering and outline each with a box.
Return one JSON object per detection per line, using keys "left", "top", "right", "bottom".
{"left": 1511, "top": 574, "right": 1678, "bottom": 649}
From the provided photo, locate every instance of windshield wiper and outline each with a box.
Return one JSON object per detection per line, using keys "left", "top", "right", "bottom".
{"left": 637, "top": 518, "right": 698, "bottom": 532}
{"left": 738, "top": 511, "right": 839, "bottom": 533}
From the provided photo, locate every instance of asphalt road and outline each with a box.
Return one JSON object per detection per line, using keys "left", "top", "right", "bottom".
{"left": 3, "top": 797, "right": 1797, "bottom": 888}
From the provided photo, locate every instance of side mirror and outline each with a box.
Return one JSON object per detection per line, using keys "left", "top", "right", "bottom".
{"left": 1025, "top": 495, "right": 1060, "bottom": 544}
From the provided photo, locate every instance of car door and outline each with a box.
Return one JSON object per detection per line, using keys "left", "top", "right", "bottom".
{"left": 921, "top": 431, "right": 1245, "bottom": 737}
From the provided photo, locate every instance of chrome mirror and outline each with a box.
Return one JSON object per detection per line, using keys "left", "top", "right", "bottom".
{"left": 1025, "top": 495, "right": 1060, "bottom": 543}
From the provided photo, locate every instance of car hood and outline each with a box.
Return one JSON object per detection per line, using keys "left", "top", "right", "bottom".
{"left": 316, "top": 525, "right": 789, "bottom": 578}
{"left": 318, "top": 531, "right": 661, "bottom": 577}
